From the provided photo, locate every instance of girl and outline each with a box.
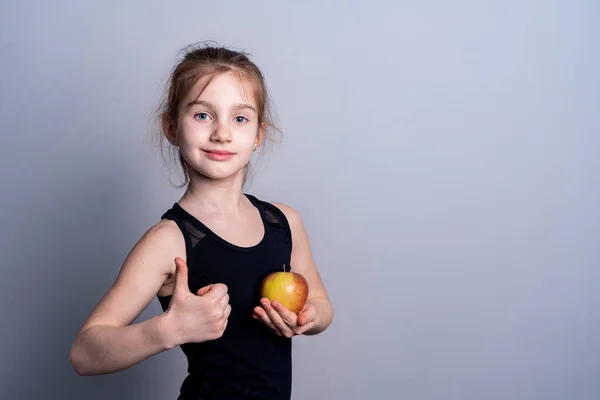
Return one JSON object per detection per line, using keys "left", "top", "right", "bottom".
{"left": 69, "top": 43, "right": 334, "bottom": 399}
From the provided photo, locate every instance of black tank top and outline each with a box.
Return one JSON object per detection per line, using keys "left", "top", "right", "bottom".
{"left": 157, "top": 194, "right": 293, "bottom": 400}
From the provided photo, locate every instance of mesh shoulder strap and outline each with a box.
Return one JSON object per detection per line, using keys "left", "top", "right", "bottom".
{"left": 246, "top": 195, "right": 293, "bottom": 248}
{"left": 161, "top": 206, "right": 208, "bottom": 253}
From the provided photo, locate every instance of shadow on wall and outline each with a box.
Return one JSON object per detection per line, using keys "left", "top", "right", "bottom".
{"left": 3, "top": 157, "right": 185, "bottom": 400}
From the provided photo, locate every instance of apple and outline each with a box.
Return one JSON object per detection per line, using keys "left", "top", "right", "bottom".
{"left": 260, "top": 265, "right": 309, "bottom": 315}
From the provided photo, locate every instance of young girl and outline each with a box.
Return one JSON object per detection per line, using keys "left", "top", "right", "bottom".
{"left": 69, "top": 43, "right": 333, "bottom": 399}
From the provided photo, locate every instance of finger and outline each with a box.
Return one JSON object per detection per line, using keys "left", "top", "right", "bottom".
{"left": 253, "top": 306, "right": 281, "bottom": 335}
{"left": 253, "top": 306, "right": 274, "bottom": 328}
{"left": 224, "top": 304, "right": 232, "bottom": 319}
{"left": 297, "top": 305, "right": 317, "bottom": 326}
{"left": 218, "top": 293, "right": 230, "bottom": 310}
{"left": 260, "top": 298, "right": 294, "bottom": 337}
{"left": 204, "top": 283, "right": 229, "bottom": 301}
{"left": 294, "top": 320, "right": 316, "bottom": 335}
{"left": 196, "top": 285, "right": 214, "bottom": 296}
{"left": 173, "top": 257, "right": 190, "bottom": 296}
{"left": 271, "top": 301, "right": 299, "bottom": 327}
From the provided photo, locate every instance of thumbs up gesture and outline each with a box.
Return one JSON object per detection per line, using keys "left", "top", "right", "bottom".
{"left": 164, "top": 257, "right": 231, "bottom": 346}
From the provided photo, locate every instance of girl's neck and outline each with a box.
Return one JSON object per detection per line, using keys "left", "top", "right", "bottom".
{"left": 180, "top": 170, "right": 248, "bottom": 215}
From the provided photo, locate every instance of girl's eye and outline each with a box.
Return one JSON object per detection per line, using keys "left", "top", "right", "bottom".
{"left": 234, "top": 116, "right": 248, "bottom": 124}
{"left": 195, "top": 113, "right": 210, "bottom": 120}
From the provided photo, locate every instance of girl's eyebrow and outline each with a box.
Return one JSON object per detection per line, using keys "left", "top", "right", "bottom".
{"left": 187, "top": 100, "right": 256, "bottom": 113}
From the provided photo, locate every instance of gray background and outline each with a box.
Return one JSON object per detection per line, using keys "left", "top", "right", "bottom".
{"left": 1, "top": 1, "right": 599, "bottom": 399}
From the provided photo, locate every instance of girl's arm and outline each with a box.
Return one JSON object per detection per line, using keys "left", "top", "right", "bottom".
{"left": 254, "top": 203, "right": 334, "bottom": 336}
{"left": 69, "top": 220, "right": 184, "bottom": 375}
{"left": 280, "top": 203, "right": 333, "bottom": 335}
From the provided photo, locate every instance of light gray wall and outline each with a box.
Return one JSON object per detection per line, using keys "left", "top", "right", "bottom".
{"left": 1, "top": 1, "right": 598, "bottom": 399}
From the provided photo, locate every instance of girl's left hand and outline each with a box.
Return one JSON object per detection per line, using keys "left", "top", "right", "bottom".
{"left": 253, "top": 298, "right": 317, "bottom": 337}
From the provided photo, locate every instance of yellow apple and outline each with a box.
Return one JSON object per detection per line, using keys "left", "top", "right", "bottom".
{"left": 260, "top": 267, "right": 309, "bottom": 315}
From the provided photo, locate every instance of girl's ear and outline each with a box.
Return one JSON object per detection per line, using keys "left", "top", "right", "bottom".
{"left": 162, "top": 113, "right": 177, "bottom": 146}
{"left": 255, "top": 122, "right": 266, "bottom": 149}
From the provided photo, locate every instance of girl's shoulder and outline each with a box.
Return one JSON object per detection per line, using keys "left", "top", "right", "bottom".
{"left": 250, "top": 196, "right": 307, "bottom": 246}
{"left": 244, "top": 193, "right": 292, "bottom": 225}
{"left": 270, "top": 202, "right": 301, "bottom": 229}
{"left": 133, "top": 218, "right": 187, "bottom": 270}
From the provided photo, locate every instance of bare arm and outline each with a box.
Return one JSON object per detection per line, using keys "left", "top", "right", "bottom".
{"left": 69, "top": 220, "right": 184, "bottom": 376}
{"left": 274, "top": 203, "right": 334, "bottom": 335}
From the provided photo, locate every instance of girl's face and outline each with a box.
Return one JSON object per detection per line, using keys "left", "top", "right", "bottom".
{"left": 176, "top": 71, "right": 262, "bottom": 182}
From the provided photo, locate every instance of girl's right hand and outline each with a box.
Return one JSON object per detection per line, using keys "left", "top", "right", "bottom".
{"left": 164, "top": 257, "right": 231, "bottom": 346}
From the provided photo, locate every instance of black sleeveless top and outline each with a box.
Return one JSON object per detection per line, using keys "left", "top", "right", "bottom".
{"left": 157, "top": 194, "right": 293, "bottom": 400}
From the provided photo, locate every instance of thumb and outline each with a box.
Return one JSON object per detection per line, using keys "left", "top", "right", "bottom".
{"left": 173, "top": 257, "right": 190, "bottom": 296}
{"left": 298, "top": 304, "right": 316, "bottom": 326}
